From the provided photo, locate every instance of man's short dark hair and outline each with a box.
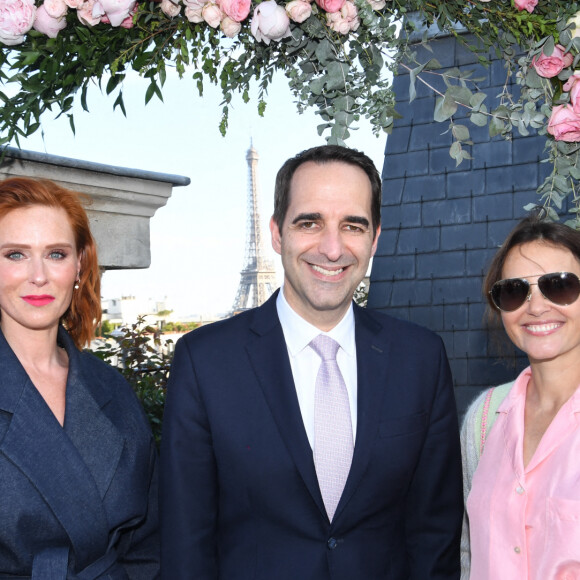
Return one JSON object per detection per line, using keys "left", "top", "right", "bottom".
{"left": 273, "top": 145, "right": 382, "bottom": 237}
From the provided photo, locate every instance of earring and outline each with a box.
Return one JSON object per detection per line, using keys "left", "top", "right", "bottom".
{"left": 74, "top": 274, "right": 80, "bottom": 290}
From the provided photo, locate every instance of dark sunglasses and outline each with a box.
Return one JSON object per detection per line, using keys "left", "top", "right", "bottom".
{"left": 489, "top": 272, "right": 580, "bottom": 312}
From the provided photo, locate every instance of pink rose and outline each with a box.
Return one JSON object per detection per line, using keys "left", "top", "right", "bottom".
{"left": 184, "top": 2, "right": 203, "bottom": 21}
{"left": 365, "top": 0, "right": 385, "bottom": 9}
{"left": 161, "top": 0, "right": 181, "bottom": 17}
{"left": 564, "top": 72, "right": 580, "bottom": 114}
{"left": 119, "top": 3, "right": 136, "bottom": 26}
{"left": 0, "top": 0, "right": 36, "bottom": 46}
{"left": 43, "top": 0, "right": 68, "bottom": 18}
{"left": 514, "top": 0, "right": 537, "bottom": 13}
{"left": 33, "top": 3, "right": 66, "bottom": 37}
{"left": 250, "top": 0, "right": 291, "bottom": 44}
{"left": 219, "top": 0, "right": 249, "bottom": 22}
{"left": 532, "top": 44, "right": 574, "bottom": 78}
{"left": 220, "top": 14, "right": 241, "bottom": 36}
{"left": 95, "top": 0, "right": 136, "bottom": 26}
{"left": 76, "top": 0, "right": 100, "bottom": 24}
{"left": 548, "top": 105, "right": 580, "bottom": 142}
{"left": 64, "top": 0, "right": 84, "bottom": 7}
{"left": 183, "top": 0, "right": 206, "bottom": 20}
{"left": 202, "top": 2, "right": 222, "bottom": 27}
{"left": 315, "top": 0, "right": 344, "bottom": 13}
{"left": 554, "top": 561, "right": 580, "bottom": 580}
{"left": 285, "top": 0, "right": 311, "bottom": 23}
{"left": 326, "top": 0, "right": 358, "bottom": 34}
{"left": 119, "top": 13, "right": 133, "bottom": 25}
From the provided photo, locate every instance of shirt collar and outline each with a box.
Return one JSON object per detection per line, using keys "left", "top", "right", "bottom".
{"left": 276, "top": 286, "right": 356, "bottom": 357}
{"left": 499, "top": 366, "right": 532, "bottom": 413}
{"left": 499, "top": 365, "right": 580, "bottom": 414}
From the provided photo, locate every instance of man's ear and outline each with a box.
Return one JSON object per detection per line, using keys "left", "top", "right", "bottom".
{"left": 270, "top": 216, "right": 282, "bottom": 256}
{"left": 371, "top": 226, "right": 381, "bottom": 257}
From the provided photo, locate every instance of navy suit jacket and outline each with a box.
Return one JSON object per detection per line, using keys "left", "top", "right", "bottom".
{"left": 0, "top": 326, "right": 159, "bottom": 579}
{"left": 160, "top": 292, "right": 462, "bottom": 580}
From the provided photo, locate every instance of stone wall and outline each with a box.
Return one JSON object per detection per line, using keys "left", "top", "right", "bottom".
{"left": 368, "top": 34, "right": 554, "bottom": 413}
{"left": 0, "top": 147, "right": 190, "bottom": 270}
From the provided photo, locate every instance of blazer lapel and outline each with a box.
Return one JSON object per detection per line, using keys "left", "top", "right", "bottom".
{"left": 246, "top": 294, "right": 327, "bottom": 518}
{"left": 62, "top": 329, "right": 125, "bottom": 500}
{"left": 0, "top": 327, "right": 123, "bottom": 567}
{"left": 333, "top": 305, "right": 390, "bottom": 521}
{"left": 0, "top": 376, "right": 110, "bottom": 562}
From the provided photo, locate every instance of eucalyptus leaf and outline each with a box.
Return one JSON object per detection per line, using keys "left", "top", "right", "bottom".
{"left": 434, "top": 94, "right": 458, "bottom": 122}
{"left": 452, "top": 124, "right": 470, "bottom": 142}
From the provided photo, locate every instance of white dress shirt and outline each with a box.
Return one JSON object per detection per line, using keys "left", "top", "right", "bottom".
{"left": 276, "top": 288, "right": 358, "bottom": 448}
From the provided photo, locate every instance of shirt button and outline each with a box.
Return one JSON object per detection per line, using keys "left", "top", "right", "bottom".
{"left": 514, "top": 546, "right": 521, "bottom": 554}
{"left": 327, "top": 537, "right": 338, "bottom": 550}
{"left": 516, "top": 486, "right": 525, "bottom": 494}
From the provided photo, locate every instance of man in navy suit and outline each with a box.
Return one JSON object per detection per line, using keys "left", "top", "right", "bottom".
{"left": 160, "top": 145, "right": 463, "bottom": 579}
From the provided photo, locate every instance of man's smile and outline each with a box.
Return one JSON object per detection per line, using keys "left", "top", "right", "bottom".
{"left": 311, "top": 264, "right": 345, "bottom": 276}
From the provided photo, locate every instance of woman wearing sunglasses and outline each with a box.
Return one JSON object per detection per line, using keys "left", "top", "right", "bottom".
{"left": 461, "top": 212, "right": 580, "bottom": 580}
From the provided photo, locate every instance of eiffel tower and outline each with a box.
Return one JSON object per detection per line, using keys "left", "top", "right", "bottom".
{"left": 232, "top": 144, "right": 278, "bottom": 314}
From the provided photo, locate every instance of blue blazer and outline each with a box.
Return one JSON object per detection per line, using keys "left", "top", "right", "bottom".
{"left": 160, "top": 292, "right": 462, "bottom": 580}
{"left": 0, "top": 326, "right": 159, "bottom": 579}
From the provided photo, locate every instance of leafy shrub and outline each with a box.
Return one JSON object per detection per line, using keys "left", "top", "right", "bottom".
{"left": 89, "top": 316, "right": 173, "bottom": 445}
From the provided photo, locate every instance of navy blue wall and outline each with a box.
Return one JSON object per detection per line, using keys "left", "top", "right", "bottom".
{"left": 368, "top": 34, "right": 553, "bottom": 414}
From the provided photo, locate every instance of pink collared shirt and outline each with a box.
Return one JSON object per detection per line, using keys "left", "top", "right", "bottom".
{"left": 467, "top": 367, "right": 580, "bottom": 580}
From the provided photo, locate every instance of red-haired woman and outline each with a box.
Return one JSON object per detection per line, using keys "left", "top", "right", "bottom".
{"left": 0, "top": 177, "right": 159, "bottom": 579}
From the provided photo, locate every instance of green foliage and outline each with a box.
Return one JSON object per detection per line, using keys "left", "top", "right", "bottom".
{"left": 89, "top": 316, "right": 173, "bottom": 445}
{"left": 2, "top": 0, "right": 580, "bottom": 220}
{"left": 97, "top": 319, "right": 113, "bottom": 336}
{"left": 163, "top": 321, "right": 199, "bottom": 332}
{"left": 401, "top": 1, "right": 580, "bottom": 224}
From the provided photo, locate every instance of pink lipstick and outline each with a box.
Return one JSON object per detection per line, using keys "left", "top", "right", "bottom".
{"left": 22, "top": 295, "right": 55, "bottom": 307}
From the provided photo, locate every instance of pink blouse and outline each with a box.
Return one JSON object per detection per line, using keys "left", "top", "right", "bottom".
{"left": 467, "top": 367, "right": 580, "bottom": 580}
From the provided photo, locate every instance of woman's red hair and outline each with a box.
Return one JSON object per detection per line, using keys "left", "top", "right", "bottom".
{"left": 0, "top": 177, "right": 101, "bottom": 348}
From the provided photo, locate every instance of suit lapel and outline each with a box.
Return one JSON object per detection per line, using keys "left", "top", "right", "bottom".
{"left": 333, "top": 306, "right": 390, "bottom": 521}
{"left": 0, "top": 327, "right": 124, "bottom": 566}
{"left": 246, "top": 294, "right": 327, "bottom": 518}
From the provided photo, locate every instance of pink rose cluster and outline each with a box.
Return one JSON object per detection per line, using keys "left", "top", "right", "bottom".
{"left": 182, "top": 0, "right": 250, "bottom": 37}
{"left": 326, "top": 0, "right": 358, "bottom": 34}
{"left": 215, "top": 0, "right": 375, "bottom": 43}
{"left": 38, "top": 0, "right": 137, "bottom": 36}
{"left": 537, "top": 45, "right": 580, "bottom": 144}
{"left": 0, "top": 0, "right": 383, "bottom": 46}
{"left": 0, "top": 0, "right": 139, "bottom": 44}
{"left": 548, "top": 73, "right": 580, "bottom": 142}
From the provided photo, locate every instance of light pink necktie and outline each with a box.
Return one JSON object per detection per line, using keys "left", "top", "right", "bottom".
{"left": 311, "top": 334, "right": 354, "bottom": 521}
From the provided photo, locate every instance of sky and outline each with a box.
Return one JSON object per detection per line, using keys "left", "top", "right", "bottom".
{"left": 15, "top": 69, "right": 388, "bottom": 318}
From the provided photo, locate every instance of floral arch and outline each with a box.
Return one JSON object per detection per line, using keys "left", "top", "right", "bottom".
{"left": 1, "top": 0, "right": 579, "bottom": 223}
